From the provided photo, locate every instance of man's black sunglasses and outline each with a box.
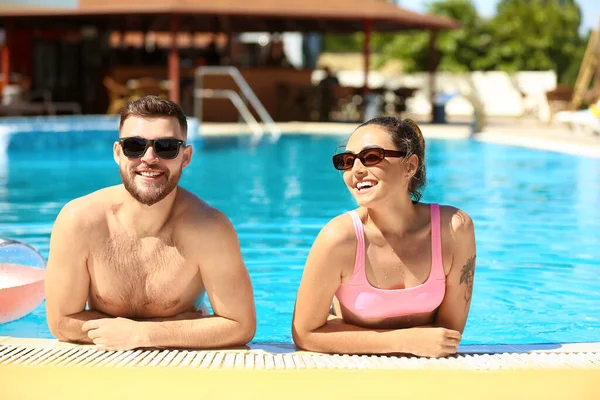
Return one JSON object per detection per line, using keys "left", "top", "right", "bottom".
{"left": 119, "top": 137, "right": 186, "bottom": 160}
{"left": 332, "top": 147, "right": 407, "bottom": 170}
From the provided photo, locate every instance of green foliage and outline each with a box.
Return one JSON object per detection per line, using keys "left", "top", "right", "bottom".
{"left": 321, "top": 0, "right": 588, "bottom": 85}
{"left": 322, "top": 33, "right": 363, "bottom": 52}
{"left": 485, "top": 0, "right": 583, "bottom": 82}
{"left": 376, "top": 0, "right": 494, "bottom": 72}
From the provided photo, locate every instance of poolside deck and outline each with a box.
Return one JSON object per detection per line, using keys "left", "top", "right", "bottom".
{"left": 199, "top": 117, "right": 600, "bottom": 158}
{"left": 1, "top": 114, "right": 598, "bottom": 157}
{"left": 476, "top": 117, "right": 600, "bottom": 158}
{"left": 200, "top": 121, "right": 473, "bottom": 139}
{"left": 1, "top": 337, "right": 598, "bottom": 399}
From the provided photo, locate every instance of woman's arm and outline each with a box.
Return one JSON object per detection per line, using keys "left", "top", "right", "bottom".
{"left": 292, "top": 216, "right": 402, "bottom": 354}
{"left": 435, "top": 208, "right": 477, "bottom": 333}
{"left": 292, "top": 215, "right": 461, "bottom": 357}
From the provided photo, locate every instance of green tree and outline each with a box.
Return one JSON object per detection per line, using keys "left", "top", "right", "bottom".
{"left": 376, "top": 0, "right": 493, "bottom": 72}
{"left": 321, "top": 0, "right": 587, "bottom": 86}
{"left": 322, "top": 33, "right": 362, "bottom": 53}
{"left": 484, "top": 0, "right": 584, "bottom": 83}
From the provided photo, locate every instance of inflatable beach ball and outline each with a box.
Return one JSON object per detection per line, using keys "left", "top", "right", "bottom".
{"left": 0, "top": 239, "right": 46, "bottom": 324}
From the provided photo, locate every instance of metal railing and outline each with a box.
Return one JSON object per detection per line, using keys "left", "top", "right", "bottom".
{"left": 193, "top": 66, "right": 281, "bottom": 144}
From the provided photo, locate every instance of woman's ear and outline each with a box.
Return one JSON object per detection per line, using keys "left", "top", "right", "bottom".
{"left": 405, "top": 154, "right": 419, "bottom": 178}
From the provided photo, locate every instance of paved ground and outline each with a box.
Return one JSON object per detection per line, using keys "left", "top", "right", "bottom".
{"left": 476, "top": 117, "right": 600, "bottom": 158}
{"left": 199, "top": 117, "right": 600, "bottom": 158}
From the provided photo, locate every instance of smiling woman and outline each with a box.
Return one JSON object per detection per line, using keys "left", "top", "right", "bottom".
{"left": 292, "top": 116, "right": 476, "bottom": 358}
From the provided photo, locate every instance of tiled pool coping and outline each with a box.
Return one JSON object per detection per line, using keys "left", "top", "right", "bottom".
{"left": 1, "top": 337, "right": 599, "bottom": 369}
{"left": 1, "top": 338, "right": 598, "bottom": 400}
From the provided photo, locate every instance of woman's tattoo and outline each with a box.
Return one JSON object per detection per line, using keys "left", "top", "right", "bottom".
{"left": 459, "top": 255, "right": 476, "bottom": 310}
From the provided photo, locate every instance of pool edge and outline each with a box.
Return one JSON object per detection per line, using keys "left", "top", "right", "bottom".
{"left": 2, "top": 336, "right": 600, "bottom": 355}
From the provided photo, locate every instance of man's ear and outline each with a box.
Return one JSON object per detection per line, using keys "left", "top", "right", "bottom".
{"left": 113, "top": 141, "right": 121, "bottom": 166}
{"left": 182, "top": 145, "right": 193, "bottom": 169}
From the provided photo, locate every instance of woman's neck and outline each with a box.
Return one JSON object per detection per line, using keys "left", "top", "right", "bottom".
{"left": 365, "top": 195, "right": 421, "bottom": 237}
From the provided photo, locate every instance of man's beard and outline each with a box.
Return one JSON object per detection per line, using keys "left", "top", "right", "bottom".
{"left": 120, "top": 165, "right": 182, "bottom": 206}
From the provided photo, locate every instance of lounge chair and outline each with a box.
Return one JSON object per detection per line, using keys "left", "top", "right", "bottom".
{"left": 554, "top": 107, "right": 600, "bottom": 135}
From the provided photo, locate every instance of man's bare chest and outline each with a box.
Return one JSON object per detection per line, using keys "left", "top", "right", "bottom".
{"left": 87, "top": 235, "right": 201, "bottom": 317}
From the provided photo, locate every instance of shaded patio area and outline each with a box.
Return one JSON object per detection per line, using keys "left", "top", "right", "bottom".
{"left": 0, "top": 0, "right": 458, "bottom": 121}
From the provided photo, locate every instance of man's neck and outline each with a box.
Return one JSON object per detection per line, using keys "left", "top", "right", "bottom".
{"left": 119, "top": 186, "right": 179, "bottom": 237}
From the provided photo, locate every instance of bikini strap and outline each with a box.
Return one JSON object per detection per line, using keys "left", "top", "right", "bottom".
{"left": 430, "top": 203, "right": 444, "bottom": 279}
{"left": 346, "top": 210, "right": 367, "bottom": 283}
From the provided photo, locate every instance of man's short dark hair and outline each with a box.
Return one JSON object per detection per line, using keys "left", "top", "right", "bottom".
{"left": 119, "top": 95, "right": 188, "bottom": 139}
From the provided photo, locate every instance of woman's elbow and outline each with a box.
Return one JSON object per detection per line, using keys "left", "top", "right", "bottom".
{"left": 292, "top": 324, "right": 316, "bottom": 351}
{"left": 435, "top": 316, "right": 467, "bottom": 336}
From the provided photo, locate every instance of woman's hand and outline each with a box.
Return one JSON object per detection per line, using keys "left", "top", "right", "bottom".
{"left": 401, "top": 327, "right": 462, "bottom": 358}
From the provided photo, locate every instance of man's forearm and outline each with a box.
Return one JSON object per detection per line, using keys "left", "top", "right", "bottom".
{"left": 139, "top": 314, "right": 255, "bottom": 349}
{"left": 52, "top": 310, "right": 111, "bottom": 343}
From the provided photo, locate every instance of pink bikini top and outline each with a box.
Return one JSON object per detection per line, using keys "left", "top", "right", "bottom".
{"left": 335, "top": 203, "right": 446, "bottom": 320}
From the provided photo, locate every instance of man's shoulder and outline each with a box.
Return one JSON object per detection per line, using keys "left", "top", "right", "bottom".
{"left": 56, "top": 186, "right": 120, "bottom": 228}
{"left": 172, "top": 190, "right": 237, "bottom": 253}
{"left": 174, "top": 188, "right": 231, "bottom": 229}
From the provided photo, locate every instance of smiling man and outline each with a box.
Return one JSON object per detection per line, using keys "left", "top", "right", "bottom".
{"left": 45, "top": 95, "right": 256, "bottom": 350}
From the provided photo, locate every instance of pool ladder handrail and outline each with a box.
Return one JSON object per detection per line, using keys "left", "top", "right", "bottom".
{"left": 193, "top": 66, "right": 281, "bottom": 145}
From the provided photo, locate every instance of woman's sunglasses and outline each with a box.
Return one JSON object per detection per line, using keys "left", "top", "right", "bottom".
{"left": 332, "top": 147, "right": 407, "bottom": 170}
{"left": 119, "top": 137, "right": 186, "bottom": 160}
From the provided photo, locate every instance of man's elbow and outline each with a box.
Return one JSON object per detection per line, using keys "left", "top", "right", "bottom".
{"left": 234, "top": 315, "right": 256, "bottom": 346}
{"left": 47, "top": 316, "right": 70, "bottom": 342}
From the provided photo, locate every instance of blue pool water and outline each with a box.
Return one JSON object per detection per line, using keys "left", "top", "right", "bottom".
{"left": 0, "top": 119, "right": 599, "bottom": 345}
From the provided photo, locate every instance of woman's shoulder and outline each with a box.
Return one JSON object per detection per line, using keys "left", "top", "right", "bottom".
{"left": 438, "top": 204, "right": 473, "bottom": 227}
{"left": 437, "top": 204, "right": 475, "bottom": 243}
{"left": 307, "top": 212, "right": 359, "bottom": 273}
{"left": 316, "top": 211, "right": 360, "bottom": 250}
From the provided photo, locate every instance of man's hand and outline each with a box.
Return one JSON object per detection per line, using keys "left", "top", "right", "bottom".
{"left": 82, "top": 317, "right": 149, "bottom": 351}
